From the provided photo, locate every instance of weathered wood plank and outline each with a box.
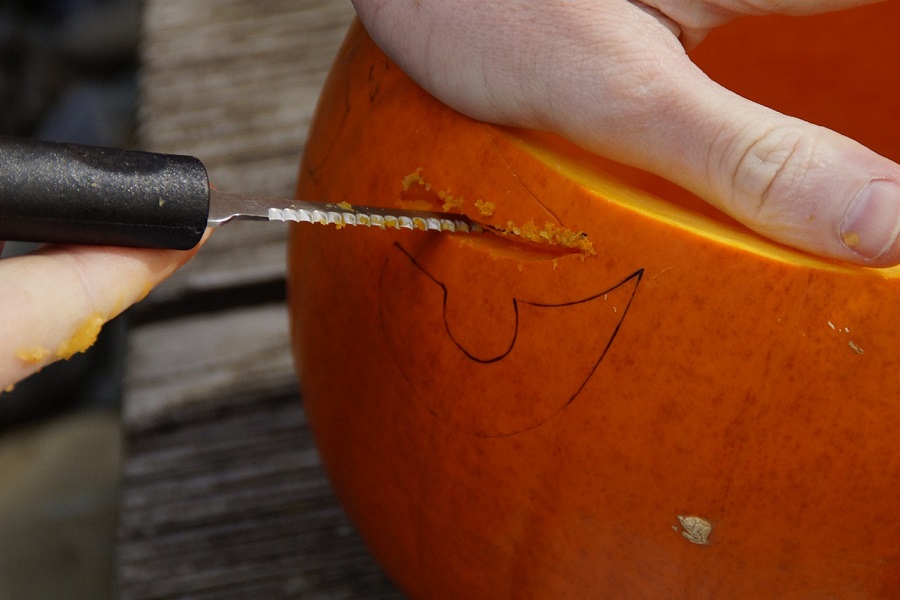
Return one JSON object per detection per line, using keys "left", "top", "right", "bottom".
{"left": 137, "top": 0, "right": 356, "bottom": 306}
{"left": 136, "top": 221, "right": 289, "bottom": 304}
{"left": 123, "top": 303, "right": 295, "bottom": 428}
{"left": 138, "top": 0, "right": 354, "bottom": 196}
{"left": 117, "top": 1, "right": 403, "bottom": 597}
{"left": 115, "top": 391, "right": 402, "bottom": 599}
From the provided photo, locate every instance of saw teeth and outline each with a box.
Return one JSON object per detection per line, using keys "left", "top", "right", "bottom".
{"left": 269, "top": 206, "right": 480, "bottom": 234}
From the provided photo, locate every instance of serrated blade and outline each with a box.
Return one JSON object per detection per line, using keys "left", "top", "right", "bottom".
{"left": 207, "top": 189, "right": 483, "bottom": 234}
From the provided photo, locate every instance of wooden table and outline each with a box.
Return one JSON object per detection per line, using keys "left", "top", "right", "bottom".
{"left": 113, "top": 2, "right": 403, "bottom": 597}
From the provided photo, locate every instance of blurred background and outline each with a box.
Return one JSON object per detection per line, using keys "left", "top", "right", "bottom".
{"left": 0, "top": 1, "right": 391, "bottom": 598}
{"left": 0, "top": 0, "right": 139, "bottom": 597}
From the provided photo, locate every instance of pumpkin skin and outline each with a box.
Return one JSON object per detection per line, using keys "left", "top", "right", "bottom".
{"left": 289, "top": 8, "right": 900, "bottom": 599}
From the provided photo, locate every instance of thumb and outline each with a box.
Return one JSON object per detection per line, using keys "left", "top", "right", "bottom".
{"left": 649, "top": 79, "right": 900, "bottom": 266}
{"left": 701, "top": 100, "right": 900, "bottom": 265}
{"left": 352, "top": 0, "right": 900, "bottom": 265}
{"left": 507, "top": 3, "right": 900, "bottom": 266}
{"left": 554, "top": 54, "right": 900, "bottom": 267}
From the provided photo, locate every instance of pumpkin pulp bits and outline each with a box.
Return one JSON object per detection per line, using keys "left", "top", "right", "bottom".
{"left": 401, "top": 168, "right": 596, "bottom": 257}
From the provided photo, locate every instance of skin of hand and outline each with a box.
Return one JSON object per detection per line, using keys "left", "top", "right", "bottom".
{"left": 351, "top": 0, "right": 900, "bottom": 266}
{"left": 0, "top": 240, "right": 202, "bottom": 390}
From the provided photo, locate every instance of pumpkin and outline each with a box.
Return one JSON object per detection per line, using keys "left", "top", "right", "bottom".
{"left": 288, "top": 7, "right": 900, "bottom": 598}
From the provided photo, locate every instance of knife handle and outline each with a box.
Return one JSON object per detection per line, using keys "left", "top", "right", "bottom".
{"left": 0, "top": 136, "right": 209, "bottom": 250}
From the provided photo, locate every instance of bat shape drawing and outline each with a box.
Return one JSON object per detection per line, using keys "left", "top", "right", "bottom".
{"left": 379, "top": 243, "right": 644, "bottom": 437}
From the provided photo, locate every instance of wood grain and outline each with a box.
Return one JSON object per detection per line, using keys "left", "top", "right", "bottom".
{"left": 116, "top": 389, "right": 401, "bottom": 599}
{"left": 138, "top": 0, "right": 356, "bottom": 303}
{"left": 116, "top": 1, "right": 404, "bottom": 597}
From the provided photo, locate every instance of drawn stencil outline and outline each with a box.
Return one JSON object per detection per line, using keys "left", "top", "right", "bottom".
{"left": 379, "top": 242, "right": 644, "bottom": 437}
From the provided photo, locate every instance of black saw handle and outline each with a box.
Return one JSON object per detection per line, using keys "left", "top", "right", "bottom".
{"left": 0, "top": 136, "right": 209, "bottom": 250}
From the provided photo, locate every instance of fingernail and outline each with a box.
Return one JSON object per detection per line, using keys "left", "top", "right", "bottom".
{"left": 839, "top": 180, "right": 900, "bottom": 259}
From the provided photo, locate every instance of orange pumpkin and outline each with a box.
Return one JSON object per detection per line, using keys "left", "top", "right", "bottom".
{"left": 288, "top": 7, "right": 900, "bottom": 598}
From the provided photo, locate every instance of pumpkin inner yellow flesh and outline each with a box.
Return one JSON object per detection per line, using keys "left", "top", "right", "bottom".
{"left": 506, "top": 129, "right": 900, "bottom": 278}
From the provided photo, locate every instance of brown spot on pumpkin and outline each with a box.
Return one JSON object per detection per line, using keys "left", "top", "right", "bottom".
{"left": 677, "top": 515, "right": 713, "bottom": 545}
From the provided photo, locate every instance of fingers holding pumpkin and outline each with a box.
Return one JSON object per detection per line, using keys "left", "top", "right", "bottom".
{"left": 354, "top": 0, "right": 900, "bottom": 266}
{"left": 672, "top": 93, "right": 900, "bottom": 266}
{"left": 601, "top": 1, "right": 900, "bottom": 265}
{"left": 620, "top": 86, "right": 900, "bottom": 266}
{"left": 0, "top": 242, "right": 202, "bottom": 390}
{"left": 565, "top": 0, "right": 900, "bottom": 265}
{"left": 554, "top": 53, "right": 900, "bottom": 265}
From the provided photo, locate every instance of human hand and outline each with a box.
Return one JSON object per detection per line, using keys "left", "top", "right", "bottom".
{"left": 352, "top": 0, "right": 900, "bottom": 266}
{"left": 0, "top": 242, "right": 200, "bottom": 390}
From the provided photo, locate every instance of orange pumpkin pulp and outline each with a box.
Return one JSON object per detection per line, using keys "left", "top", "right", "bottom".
{"left": 289, "top": 7, "right": 900, "bottom": 598}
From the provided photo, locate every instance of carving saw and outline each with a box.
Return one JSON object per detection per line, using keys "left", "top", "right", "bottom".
{"left": 0, "top": 136, "right": 483, "bottom": 250}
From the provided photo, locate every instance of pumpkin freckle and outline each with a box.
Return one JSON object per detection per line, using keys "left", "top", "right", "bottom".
{"left": 677, "top": 515, "right": 713, "bottom": 545}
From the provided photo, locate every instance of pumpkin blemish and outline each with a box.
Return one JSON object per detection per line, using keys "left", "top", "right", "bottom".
{"left": 678, "top": 515, "right": 713, "bottom": 545}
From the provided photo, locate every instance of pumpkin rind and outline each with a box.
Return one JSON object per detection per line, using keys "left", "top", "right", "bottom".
{"left": 289, "top": 9, "right": 900, "bottom": 598}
